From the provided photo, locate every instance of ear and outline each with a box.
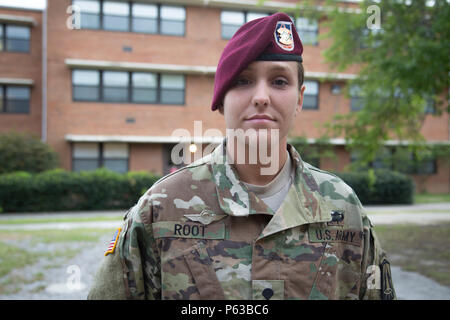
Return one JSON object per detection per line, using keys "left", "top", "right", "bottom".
{"left": 295, "top": 85, "right": 306, "bottom": 116}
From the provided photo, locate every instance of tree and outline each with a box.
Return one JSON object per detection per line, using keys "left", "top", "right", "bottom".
{"left": 321, "top": 0, "right": 449, "bottom": 166}
{"left": 0, "top": 132, "right": 59, "bottom": 174}
{"left": 259, "top": 0, "right": 449, "bottom": 167}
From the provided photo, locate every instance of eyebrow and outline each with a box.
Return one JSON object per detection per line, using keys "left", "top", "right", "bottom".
{"left": 244, "top": 63, "right": 292, "bottom": 74}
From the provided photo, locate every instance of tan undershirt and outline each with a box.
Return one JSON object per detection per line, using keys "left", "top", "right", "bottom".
{"left": 241, "top": 150, "right": 294, "bottom": 213}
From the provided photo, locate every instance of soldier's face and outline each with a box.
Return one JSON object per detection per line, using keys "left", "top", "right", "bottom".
{"left": 220, "top": 61, "right": 305, "bottom": 145}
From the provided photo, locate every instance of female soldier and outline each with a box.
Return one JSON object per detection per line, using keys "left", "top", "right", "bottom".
{"left": 88, "top": 12, "right": 395, "bottom": 300}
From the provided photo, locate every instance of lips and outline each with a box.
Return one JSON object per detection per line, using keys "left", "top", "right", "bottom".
{"left": 245, "top": 114, "right": 275, "bottom": 121}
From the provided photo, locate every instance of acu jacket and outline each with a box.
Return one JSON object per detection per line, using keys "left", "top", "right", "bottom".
{"left": 88, "top": 141, "right": 396, "bottom": 300}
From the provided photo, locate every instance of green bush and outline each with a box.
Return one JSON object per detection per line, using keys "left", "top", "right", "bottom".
{"left": 0, "top": 169, "right": 161, "bottom": 213}
{"left": 334, "top": 169, "right": 415, "bottom": 205}
{"left": 0, "top": 132, "right": 59, "bottom": 174}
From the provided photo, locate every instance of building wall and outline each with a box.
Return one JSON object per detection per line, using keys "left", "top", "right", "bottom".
{"left": 0, "top": 1, "right": 448, "bottom": 194}
{"left": 0, "top": 7, "right": 42, "bottom": 138}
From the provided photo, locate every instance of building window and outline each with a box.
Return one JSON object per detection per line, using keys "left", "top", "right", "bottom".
{"left": 221, "top": 10, "right": 268, "bottom": 39}
{"left": 160, "top": 74, "right": 185, "bottom": 104}
{"left": 103, "top": 143, "right": 129, "bottom": 173}
{"left": 415, "top": 156, "right": 437, "bottom": 175}
{"left": 424, "top": 98, "right": 436, "bottom": 114}
{"left": 0, "top": 85, "right": 30, "bottom": 114}
{"left": 132, "top": 3, "right": 157, "bottom": 33}
{"left": 74, "top": 0, "right": 101, "bottom": 29}
{"left": 72, "top": 69, "right": 100, "bottom": 101}
{"left": 73, "top": 142, "right": 100, "bottom": 171}
{"left": 132, "top": 72, "right": 157, "bottom": 103}
{"left": 295, "top": 17, "right": 318, "bottom": 45}
{"left": 349, "top": 85, "right": 364, "bottom": 112}
{"left": 0, "top": 24, "right": 30, "bottom": 52}
{"left": 72, "top": 142, "right": 128, "bottom": 173}
{"left": 73, "top": 0, "right": 185, "bottom": 36}
{"left": 160, "top": 5, "right": 185, "bottom": 36}
{"left": 302, "top": 80, "right": 319, "bottom": 110}
{"left": 221, "top": 11, "right": 244, "bottom": 39}
{"left": 72, "top": 69, "right": 185, "bottom": 105}
{"left": 351, "top": 148, "right": 437, "bottom": 175}
{"left": 102, "top": 71, "right": 129, "bottom": 102}
{"left": 102, "top": 1, "right": 130, "bottom": 32}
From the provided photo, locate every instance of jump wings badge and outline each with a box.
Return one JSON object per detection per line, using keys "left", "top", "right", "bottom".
{"left": 274, "top": 21, "right": 294, "bottom": 51}
{"left": 184, "top": 209, "right": 226, "bottom": 225}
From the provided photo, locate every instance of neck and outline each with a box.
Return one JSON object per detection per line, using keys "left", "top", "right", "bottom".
{"left": 226, "top": 136, "right": 288, "bottom": 186}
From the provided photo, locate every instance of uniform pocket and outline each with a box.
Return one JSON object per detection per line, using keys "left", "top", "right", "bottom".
{"left": 307, "top": 224, "right": 364, "bottom": 299}
{"left": 184, "top": 244, "right": 225, "bottom": 300}
{"left": 159, "top": 239, "right": 225, "bottom": 300}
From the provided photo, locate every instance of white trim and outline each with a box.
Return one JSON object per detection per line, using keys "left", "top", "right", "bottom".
{"left": 65, "top": 58, "right": 358, "bottom": 80}
{"left": 305, "top": 71, "right": 357, "bottom": 81}
{"left": 150, "top": 0, "right": 361, "bottom": 14}
{"left": 289, "top": 138, "right": 450, "bottom": 146}
{"left": 0, "top": 13, "right": 37, "bottom": 26}
{"left": 65, "top": 59, "right": 216, "bottom": 75}
{"left": 0, "top": 78, "right": 33, "bottom": 86}
{"left": 66, "top": 134, "right": 449, "bottom": 146}
{"left": 65, "top": 134, "right": 224, "bottom": 144}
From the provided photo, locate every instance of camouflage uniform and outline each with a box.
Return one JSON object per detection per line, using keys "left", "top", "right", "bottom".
{"left": 88, "top": 141, "right": 396, "bottom": 300}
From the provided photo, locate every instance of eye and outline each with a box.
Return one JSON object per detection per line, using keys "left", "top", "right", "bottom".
{"left": 273, "top": 78, "right": 289, "bottom": 87}
{"left": 233, "top": 77, "right": 251, "bottom": 87}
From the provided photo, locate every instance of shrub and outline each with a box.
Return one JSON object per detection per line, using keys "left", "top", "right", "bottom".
{"left": 334, "top": 169, "right": 414, "bottom": 205}
{"left": 0, "top": 169, "right": 161, "bottom": 213}
{"left": 0, "top": 132, "right": 59, "bottom": 174}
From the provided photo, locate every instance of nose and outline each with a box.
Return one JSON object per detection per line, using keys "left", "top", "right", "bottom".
{"left": 251, "top": 81, "right": 270, "bottom": 108}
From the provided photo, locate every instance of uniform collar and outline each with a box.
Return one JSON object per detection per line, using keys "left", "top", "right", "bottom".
{"left": 210, "top": 139, "right": 333, "bottom": 237}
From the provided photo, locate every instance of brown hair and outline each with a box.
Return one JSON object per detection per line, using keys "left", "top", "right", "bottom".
{"left": 297, "top": 62, "right": 304, "bottom": 90}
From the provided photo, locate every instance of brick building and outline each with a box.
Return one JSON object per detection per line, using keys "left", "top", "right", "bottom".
{"left": 0, "top": 0, "right": 448, "bottom": 193}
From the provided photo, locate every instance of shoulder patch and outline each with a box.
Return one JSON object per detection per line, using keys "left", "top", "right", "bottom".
{"left": 104, "top": 228, "right": 121, "bottom": 256}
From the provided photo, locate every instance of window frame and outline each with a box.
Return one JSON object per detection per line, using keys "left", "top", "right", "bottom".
{"left": 72, "top": 69, "right": 101, "bottom": 102}
{"left": 302, "top": 80, "right": 319, "bottom": 110}
{"left": 0, "top": 85, "right": 31, "bottom": 114}
{"left": 349, "top": 84, "right": 364, "bottom": 112}
{"left": 350, "top": 147, "right": 438, "bottom": 175}
{"left": 73, "top": 0, "right": 185, "bottom": 36}
{"left": 72, "top": 69, "right": 185, "bottom": 105}
{"left": 72, "top": 142, "right": 129, "bottom": 173}
{"left": 0, "top": 23, "right": 31, "bottom": 53}
{"left": 295, "top": 16, "right": 319, "bottom": 46}
{"left": 220, "top": 10, "right": 269, "bottom": 40}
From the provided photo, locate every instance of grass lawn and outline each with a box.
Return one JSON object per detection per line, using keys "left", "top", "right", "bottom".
{"left": 374, "top": 223, "right": 450, "bottom": 287}
{"left": 0, "top": 228, "right": 110, "bottom": 295}
{"left": 0, "top": 216, "right": 122, "bottom": 225}
{"left": 414, "top": 193, "right": 450, "bottom": 204}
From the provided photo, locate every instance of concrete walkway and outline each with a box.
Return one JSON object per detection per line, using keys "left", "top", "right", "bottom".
{"left": 0, "top": 203, "right": 449, "bottom": 300}
{"left": 1, "top": 203, "right": 449, "bottom": 229}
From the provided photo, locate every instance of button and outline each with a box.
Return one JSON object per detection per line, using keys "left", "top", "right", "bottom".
{"left": 262, "top": 288, "right": 274, "bottom": 300}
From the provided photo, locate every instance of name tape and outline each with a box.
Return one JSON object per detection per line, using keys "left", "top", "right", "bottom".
{"left": 152, "top": 221, "right": 226, "bottom": 239}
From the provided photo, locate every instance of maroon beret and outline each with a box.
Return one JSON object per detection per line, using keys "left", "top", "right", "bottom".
{"left": 211, "top": 12, "right": 303, "bottom": 111}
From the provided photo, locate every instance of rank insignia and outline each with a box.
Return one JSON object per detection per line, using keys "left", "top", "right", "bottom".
{"left": 105, "top": 227, "right": 121, "bottom": 256}
{"left": 328, "top": 210, "right": 345, "bottom": 226}
{"left": 274, "top": 21, "right": 294, "bottom": 51}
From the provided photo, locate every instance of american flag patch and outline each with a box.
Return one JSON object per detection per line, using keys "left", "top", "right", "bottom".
{"left": 104, "top": 228, "right": 121, "bottom": 256}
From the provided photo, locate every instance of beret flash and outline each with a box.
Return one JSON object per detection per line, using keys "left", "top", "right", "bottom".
{"left": 211, "top": 12, "right": 303, "bottom": 111}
